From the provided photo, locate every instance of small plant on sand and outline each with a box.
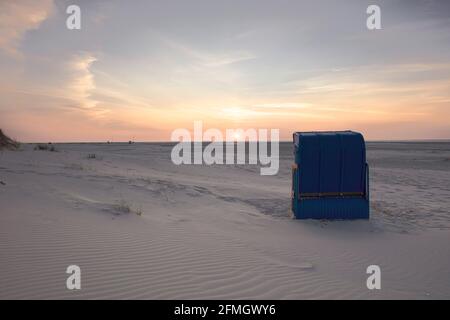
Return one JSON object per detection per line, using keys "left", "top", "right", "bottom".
{"left": 114, "top": 199, "right": 131, "bottom": 214}
{"left": 34, "top": 144, "right": 57, "bottom": 152}
{"left": 34, "top": 144, "right": 47, "bottom": 151}
{"left": 113, "top": 199, "right": 143, "bottom": 216}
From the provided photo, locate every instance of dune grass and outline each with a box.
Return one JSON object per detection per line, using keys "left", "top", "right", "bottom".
{"left": 114, "top": 199, "right": 143, "bottom": 216}
{"left": 34, "top": 144, "right": 57, "bottom": 152}
{"left": 0, "top": 129, "right": 19, "bottom": 151}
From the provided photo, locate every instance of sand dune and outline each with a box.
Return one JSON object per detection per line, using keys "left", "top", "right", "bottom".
{"left": 0, "top": 142, "right": 449, "bottom": 299}
{"left": 0, "top": 130, "right": 19, "bottom": 151}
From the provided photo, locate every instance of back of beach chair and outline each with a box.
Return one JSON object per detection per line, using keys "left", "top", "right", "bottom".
{"left": 291, "top": 131, "right": 370, "bottom": 219}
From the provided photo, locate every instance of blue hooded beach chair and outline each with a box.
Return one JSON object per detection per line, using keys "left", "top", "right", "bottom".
{"left": 291, "top": 131, "right": 370, "bottom": 219}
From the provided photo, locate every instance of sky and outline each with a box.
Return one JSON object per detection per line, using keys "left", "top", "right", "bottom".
{"left": 1, "top": 0, "right": 450, "bottom": 142}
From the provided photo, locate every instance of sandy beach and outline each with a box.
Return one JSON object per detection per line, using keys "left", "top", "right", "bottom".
{"left": 0, "top": 142, "right": 449, "bottom": 299}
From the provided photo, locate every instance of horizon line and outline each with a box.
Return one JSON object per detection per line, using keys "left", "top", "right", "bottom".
{"left": 18, "top": 139, "right": 450, "bottom": 144}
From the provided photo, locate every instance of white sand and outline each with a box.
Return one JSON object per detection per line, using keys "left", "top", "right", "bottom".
{"left": 0, "top": 142, "right": 449, "bottom": 299}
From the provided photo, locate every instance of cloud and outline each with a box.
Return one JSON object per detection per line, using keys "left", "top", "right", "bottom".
{"left": 0, "top": 0, "right": 54, "bottom": 57}
{"left": 159, "top": 35, "right": 255, "bottom": 67}
{"left": 66, "top": 53, "right": 98, "bottom": 110}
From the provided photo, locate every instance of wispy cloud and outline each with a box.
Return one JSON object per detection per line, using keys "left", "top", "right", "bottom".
{"left": 67, "top": 53, "right": 98, "bottom": 110}
{"left": 159, "top": 35, "right": 255, "bottom": 67}
{"left": 0, "top": 0, "right": 54, "bottom": 57}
